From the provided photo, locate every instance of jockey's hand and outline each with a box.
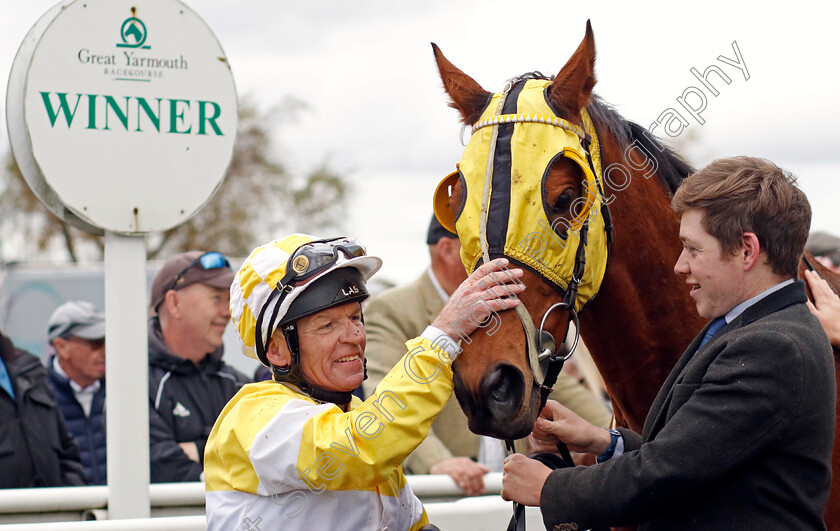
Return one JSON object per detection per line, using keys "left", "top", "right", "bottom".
{"left": 501, "top": 453, "right": 551, "bottom": 506}
{"left": 432, "top": 258, "right": 524, "bottom": 339}
{"left": 532, "top": 400, "right": 612, "bottom": 456}
{"left": 805, "top": 269, "right": 840, "bottom": 348}
{"left": 430, "top": 457, "right": 489, "bottom": 496}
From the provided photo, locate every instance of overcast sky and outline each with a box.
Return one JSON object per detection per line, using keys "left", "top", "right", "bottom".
{"left": 2, "top": 0, "right": 839, "bottom": 285}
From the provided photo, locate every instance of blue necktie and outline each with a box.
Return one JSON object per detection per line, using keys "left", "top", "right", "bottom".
{"left": 698, "top": 317, "right": 726, "bottom": 349}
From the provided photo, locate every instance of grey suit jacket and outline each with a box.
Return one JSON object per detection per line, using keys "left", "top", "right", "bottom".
{"left": 540, "top": 280, "right": 835, "bottom": 531}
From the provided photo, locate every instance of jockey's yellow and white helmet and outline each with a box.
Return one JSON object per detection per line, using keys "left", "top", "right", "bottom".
{"left": 230, "top": 234, "right": 382, "bottom": 367}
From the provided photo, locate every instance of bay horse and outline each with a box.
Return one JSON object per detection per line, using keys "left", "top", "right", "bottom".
{"left": 431, "top": 21, "right": 840, "bottom": 526}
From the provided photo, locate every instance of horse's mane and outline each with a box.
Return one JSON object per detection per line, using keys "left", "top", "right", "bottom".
{"left": 508, "top": 72, "right": 694, "bottom": 194}
{"left": 587, "top": 97, "right": 693, "bottom": 195}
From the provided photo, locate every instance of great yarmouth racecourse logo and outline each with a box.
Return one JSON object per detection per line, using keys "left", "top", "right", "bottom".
{"left": 117, "top": 15, "right": 150, "bottom": 49}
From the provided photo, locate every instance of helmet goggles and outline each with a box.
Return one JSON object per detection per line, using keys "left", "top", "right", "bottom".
{"left": 255, "top": 237, "right": 370, "bottom": 364}
{"left": 284, "top": 238, "right": 366, "bottom": 286}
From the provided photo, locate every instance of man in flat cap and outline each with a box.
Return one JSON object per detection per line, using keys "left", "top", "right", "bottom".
{"left": 46, "top": 301, "right": 107, "bottom": 485}
{"left": 148, "top": 251, "right": 248, "bottom": 482}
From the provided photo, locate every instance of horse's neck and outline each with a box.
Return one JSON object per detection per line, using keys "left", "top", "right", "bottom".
{"left": 579, "top": 175, "right": 705, "bottom": 431}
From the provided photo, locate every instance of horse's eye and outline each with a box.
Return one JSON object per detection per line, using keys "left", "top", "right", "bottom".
{"left": 553, "top": 189, "right": 574, "bottom": 212}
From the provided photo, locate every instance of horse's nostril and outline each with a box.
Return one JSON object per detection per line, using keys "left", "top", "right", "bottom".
{"left": 481, "top": 365, "right": 524, "bottom": 419}
{"left": 490, "top": 375, "right": 512, "bottom": 403}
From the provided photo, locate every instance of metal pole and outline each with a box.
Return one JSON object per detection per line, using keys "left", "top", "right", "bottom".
{"left": 104, "top": 231, "right": 150, "bottom": 519}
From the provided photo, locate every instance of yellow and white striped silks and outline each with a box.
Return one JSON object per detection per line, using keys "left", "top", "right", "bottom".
{"left": 205, "top": 336, "right": 453, "bottom": 531}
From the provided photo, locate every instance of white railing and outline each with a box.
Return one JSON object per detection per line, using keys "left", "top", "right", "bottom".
{"left": 0, "top": 499, "right": 542, "bottom": 531}
{"left": 0, "top": 517, "right": 206, "bottom": 531}
{"left": 0, "top": 473, "right": 548, "bottom": 530}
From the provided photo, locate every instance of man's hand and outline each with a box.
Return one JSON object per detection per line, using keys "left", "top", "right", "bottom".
{"left": 805, "top": 269, "right": 840, "bottom": 348}
{"left": 179, "top": 442, "right": 200, "bottom": 463}
{"left": 532, "top": 400, "right": 611, "bottom": 456}
{"left": 501, "top": 453, "right": 552, "bottom": 506}
{"left": 432, "top": 258, "right": 524, "bottom": 340}
{"left": 429, "top": 457, "right": 489, "bottom": 496}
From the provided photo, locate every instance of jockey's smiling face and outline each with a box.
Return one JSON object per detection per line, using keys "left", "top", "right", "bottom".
{"left": 268, "top": 302, "right": 367, "bottom": 392}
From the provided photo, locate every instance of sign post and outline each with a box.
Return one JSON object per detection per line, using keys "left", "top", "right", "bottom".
{"left": 6, "top": 0, "right": 237, "bottom": 519}
{"left": 103, "top": 231, "right": 149, "bottom": 518}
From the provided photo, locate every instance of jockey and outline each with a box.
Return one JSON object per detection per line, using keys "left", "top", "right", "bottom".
{"left": 204, "top": 234, "right": 523, "bottom": 530}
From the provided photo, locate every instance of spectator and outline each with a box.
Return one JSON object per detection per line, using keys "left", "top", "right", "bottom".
{"left": 502, "top": 156, "right": 835, "bottom": 530}
{"left": 0, "top": 328, "right": 85, "bottom": 488}
{"left": 804, "top": 269, "right": 840, "bottom": 347}
{"left": 45, "top": 301, "right": 107, "bottom": 485}
{"left": 363, "top": 216, "right": 612, "bottom": 495}
{"left": 148, "top": 251, "right": 248, "bottom": 482}
{"left": 806, "top": 231, "right": 840, "bottom": 273}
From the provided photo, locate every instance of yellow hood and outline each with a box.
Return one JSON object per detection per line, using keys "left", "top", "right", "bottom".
{"left": 435, "top": 78, "right": 609, "bottom": 312}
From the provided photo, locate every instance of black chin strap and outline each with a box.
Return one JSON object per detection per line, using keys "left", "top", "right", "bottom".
{"left": 307, "top": 387, "right": 353, "bottom": 405}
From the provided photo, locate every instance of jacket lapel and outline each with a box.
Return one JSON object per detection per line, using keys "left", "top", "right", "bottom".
{"left": 419, "top": 270, "right": 446, "bottom": 321}
{"left": 642, "top": 322, "right": 713, "bottom": 440}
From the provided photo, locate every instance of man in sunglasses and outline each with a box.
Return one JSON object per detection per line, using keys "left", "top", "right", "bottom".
{"left": 204, "top": 234, "right": 525, "bottom": 530}
{"left": 147, "top": 251, "right": 248, "bottom": 483}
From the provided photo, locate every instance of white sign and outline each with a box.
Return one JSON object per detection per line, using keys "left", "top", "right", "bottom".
{"left": 6, "top": 0, "right": 238, "bottom": 233}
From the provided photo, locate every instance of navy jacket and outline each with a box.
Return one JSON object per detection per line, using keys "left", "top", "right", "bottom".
{"left": 147, "top": 317, "right": 248, "bottom": 482}
{"left": 46, "top": 356, "right": 107, "bottom": 485}
{"left": 0, "top": 331, "right": 85, "bottom": 488}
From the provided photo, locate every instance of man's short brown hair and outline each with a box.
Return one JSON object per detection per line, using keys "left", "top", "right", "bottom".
{"left": 671, "top": 156, "right": 811, "bottom": 278}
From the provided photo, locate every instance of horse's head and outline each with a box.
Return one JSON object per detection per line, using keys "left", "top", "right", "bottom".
{"left": 432, "top": 22, "right": 609, "bottom": 440}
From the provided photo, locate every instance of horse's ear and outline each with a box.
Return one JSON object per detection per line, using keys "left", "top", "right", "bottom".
{"left": 432, "top": 43, "right": 491, "bottom": 125}
{"left": 548, "top": 20, "right": 597, "bottom": 121}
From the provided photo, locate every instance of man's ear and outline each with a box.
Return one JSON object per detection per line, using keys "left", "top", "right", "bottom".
{"left": 52, "top": 338, "right": 69, "bottom": 358}
{"left": 266, "top": 331, "right": 291, "bottom": 368}
{"left": 161, "top": 289, "right": 180, "bottom": 318}
{"left": 741, "top": 232, "right": 762, "bottom": 271}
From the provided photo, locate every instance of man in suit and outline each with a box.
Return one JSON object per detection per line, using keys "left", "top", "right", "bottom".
{"left": 364, "top": 216, "right": 612, "bottom": 495}
{"left": 501, "top": 156, "right": 835, "bottom": 530}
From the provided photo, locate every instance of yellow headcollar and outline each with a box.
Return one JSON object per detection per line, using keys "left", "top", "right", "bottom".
{"left": 434, "top": 78, "right": 609, "bottom": 312}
